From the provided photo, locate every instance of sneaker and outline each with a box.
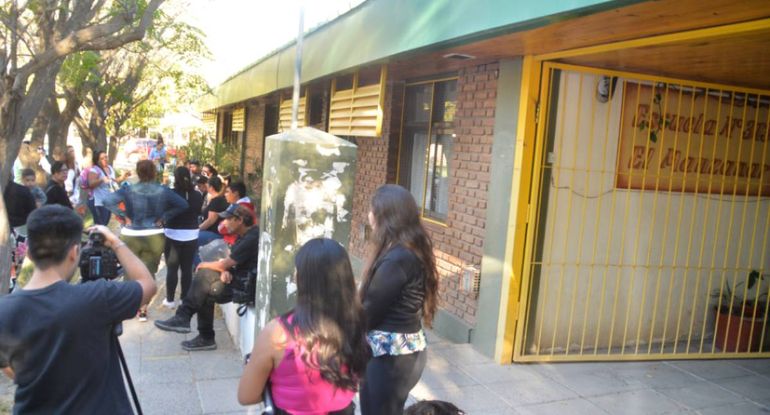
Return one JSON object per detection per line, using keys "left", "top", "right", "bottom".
{"left": 138, "top": 311, "right": 148, "bottom": 322}
{"left": 181, "top": 335, "right": 217, "bottom": 351}
{"left": 161, "top": 299, "right": 177, "bottom": 309}
{"left": 154, "top": 315, "right": 191, "bottom": 333}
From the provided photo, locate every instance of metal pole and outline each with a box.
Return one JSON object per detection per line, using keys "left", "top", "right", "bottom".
{"left": 291, "top": 3, "right": 305, "bottom": 130}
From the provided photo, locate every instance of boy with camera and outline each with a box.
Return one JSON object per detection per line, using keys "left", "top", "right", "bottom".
{"left": 0, "top": 205, "right": 156, "bottom": 414}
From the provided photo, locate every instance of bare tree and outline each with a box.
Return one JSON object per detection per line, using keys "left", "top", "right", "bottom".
{"left": 0, "top": 0, "right": 165, "bottom": 294}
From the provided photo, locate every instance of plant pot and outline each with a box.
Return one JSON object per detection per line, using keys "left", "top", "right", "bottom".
{"left": 713, "top": 306, "right": 766, "bottom": 353}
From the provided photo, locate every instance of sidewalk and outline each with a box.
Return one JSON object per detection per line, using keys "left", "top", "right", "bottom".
{"left": 412, "top": 332, "right": 770, "bottom": 414}
{"left": 125, "top": 300, "right": 770, "bottom": 414}
{"left": 2, "top": 290, "right": 770, "bottom": 414}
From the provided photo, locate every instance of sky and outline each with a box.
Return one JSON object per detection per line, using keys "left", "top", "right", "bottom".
{"left": 181, "top": 0, "right": 366, "bottom": 87}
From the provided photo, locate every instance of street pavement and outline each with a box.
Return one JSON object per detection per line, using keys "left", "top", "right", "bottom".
{"left": 2, "top": 273, "right": 770, "bottom": 414}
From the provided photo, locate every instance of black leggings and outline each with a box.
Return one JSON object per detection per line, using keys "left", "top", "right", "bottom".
{"left": 360, "top": 350, "right": 427, "bottom": 415}
{"left": 164, "top": 238, "right": 197, "bottom": 302}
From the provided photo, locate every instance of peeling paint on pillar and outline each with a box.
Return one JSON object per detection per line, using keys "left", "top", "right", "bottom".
{"left": 254, "top": 127, "right": 357, "bottom": 332}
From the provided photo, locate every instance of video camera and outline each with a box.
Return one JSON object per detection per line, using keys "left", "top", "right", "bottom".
{"left": 79, "top": 232, "right": 120, "bottom": 281}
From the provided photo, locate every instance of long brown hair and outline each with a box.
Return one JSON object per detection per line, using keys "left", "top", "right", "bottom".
{"left": 284, "top": 238, "right": 369, "bottom": 390}
{"left": 360, "top": 184, "right": 439, "bottom": 326}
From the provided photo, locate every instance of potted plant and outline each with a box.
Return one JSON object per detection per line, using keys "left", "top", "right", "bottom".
{"left": 712, "top": 270, "right": 767, "bottom": 352}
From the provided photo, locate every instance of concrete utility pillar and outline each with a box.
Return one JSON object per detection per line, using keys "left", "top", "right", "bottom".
{"left": 254, "top": 127, "right": 357, "bottom": 330}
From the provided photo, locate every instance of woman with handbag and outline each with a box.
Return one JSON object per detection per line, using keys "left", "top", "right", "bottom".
{"left": 88, "top": 150, "right": 129, "bottom": 225}
{"left": 238, "top": 238, "right": 370, "bottom": 414}
{"left": 359, "top": 184, "right": 440, "bottom": 415}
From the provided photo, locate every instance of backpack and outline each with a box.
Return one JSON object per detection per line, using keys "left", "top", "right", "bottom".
{"left": 79, "top": 166, "right": 91, "bottom": 190}
{"left": 231, "top": 267, "right": 257, "bottom": 316}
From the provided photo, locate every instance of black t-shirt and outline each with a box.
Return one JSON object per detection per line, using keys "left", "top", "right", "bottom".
{"left": 3, "top": 181, "right": 36, "bottom": 227}
{"left": 166, "top": 188, "right": 204, "bottom": 230}
{"left": 202, "top": 195, "right": 228, "bottom": 232}
{"left": 44, "top": 180, "right": 73, "bottom": 209}
{"left": 229, "top": 226, "right": 260, "bottom": 274}
{"left": 0, "top": 279, "right": 143, "bottom": 414}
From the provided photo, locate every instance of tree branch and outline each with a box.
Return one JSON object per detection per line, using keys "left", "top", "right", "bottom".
{"left": 18, "top": 0, "right": 164, "bottom": 82}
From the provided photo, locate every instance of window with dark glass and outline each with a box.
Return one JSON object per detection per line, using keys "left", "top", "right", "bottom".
{"left": 398, "top": 79, "right": 457, "bottom": 222}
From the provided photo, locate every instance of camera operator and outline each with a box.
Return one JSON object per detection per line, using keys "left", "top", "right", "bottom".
{"left": 155, "top": 204, "right": 258, "bottom": 351}
{"left": 0, "top": 205, "right": 156, "bottom": 414}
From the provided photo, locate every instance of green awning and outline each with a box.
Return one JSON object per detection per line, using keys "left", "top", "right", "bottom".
{"left": 198, "top": 0, "right": 640, "bottom": 111}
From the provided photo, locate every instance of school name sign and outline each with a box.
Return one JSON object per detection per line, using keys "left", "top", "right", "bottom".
{"left": 616, "top": 82, "right": 770, "bottom": 196}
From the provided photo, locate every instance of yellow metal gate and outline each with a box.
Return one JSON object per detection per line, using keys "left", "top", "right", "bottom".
{"left": 514, "top": 62, "right": 770, "bottom": 361}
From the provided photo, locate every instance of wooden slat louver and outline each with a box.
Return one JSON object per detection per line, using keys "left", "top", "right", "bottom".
{"left": 328, "top": 65, "right": 387, "bottom": 137}
{"left": 278, "top": 96, "right": 307, "bottom": 132}
{"left": 232, "top": 108, "right": 245, "bottom": 132}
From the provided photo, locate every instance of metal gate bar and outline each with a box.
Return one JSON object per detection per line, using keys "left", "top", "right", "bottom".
{"left": 515, "top": 62, "right": 770, "bottom": 361}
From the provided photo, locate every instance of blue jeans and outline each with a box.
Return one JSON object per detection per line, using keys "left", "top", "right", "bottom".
{"left": 93, "top": 205, "right": 111, "bottom": 226}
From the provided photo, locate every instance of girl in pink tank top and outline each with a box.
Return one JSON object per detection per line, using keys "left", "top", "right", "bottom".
{"left": 238, "top": 238, "right": 370, "bottom": 414}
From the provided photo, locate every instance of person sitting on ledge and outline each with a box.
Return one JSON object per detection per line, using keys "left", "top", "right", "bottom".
{"left": 154, "top": 204, "right": 259, "bottom": 351}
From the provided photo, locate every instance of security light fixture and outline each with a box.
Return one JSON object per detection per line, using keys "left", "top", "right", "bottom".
{"left": 442, "top": 53, "right": 476, "bottom": 61}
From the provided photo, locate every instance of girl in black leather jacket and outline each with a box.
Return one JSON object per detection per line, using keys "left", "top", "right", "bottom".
{"left": 359, "top": 184, "right": 439, "bottom": 415}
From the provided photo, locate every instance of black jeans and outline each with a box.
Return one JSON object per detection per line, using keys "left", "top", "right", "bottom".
{"left": 360, "top": 350, "right": 427, "bottom": 415}
{"left": 175, "top": 269, "right": 232, "bottom": 340}
{"left": 163, "top": 237, "right": 197, "bottom": 302}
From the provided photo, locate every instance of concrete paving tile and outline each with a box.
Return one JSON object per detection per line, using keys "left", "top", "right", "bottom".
{"left": 408, "top": 384, "right": 512, "bottom": 412}
{"left": 142, "top": 331, "right": 189, "bottom": 357}
{"left": 424, "top": 353, "right": 452, "bottom": 371}
{"left": 138, "top": 381, "right": 202, "bottom": 415}
{"left": 655, "top": 380, "right": 746, "bottom": 410}
{"left": 485, "top": 377, "right": 579, "bottom": 406}
{"left": 434, "top": 344, "right": 495, "bottom": 366}
{"left": 697, "top": 401, "right": 770, "bottom": 415}
{"left": 416, "top": 365, "right": 478, "bottom": 389}
{"left": 713, "top": 374, "right": 770, "bottom": 406}
{"left": 459, "top": 362, "right": 549, "bottom": 385}
{"left": 190, "top": 352, "right": 246, "bottom": 381}
{"left": 197, "top": 377, "right": 243, "bottom": 414}
{"left": 534, "top": 363, "right": 646, "bottom": 397}
{"left": 140, "top": 355, "right": 194, "bottom": 384}
{"left": 631, "top": 364, "right": 702, "bottom": 389}
{"left": 665, "top": 360, "right": 756, "bottom": 380}
{"left": 730, "top": 359, "right": 770, "bottom": 377}
{"left": 514, "top": 398, "right": 610, "bottom": 415}
{"left": 466, "top": 406, "right": 520, "bottom": 415}
{"left": 587, "top": 389, "right": 688, "bottom": 414}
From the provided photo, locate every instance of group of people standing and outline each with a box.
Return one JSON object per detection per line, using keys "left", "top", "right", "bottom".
{"left": 5, "top": 138, "right": 444, "bottom": 413}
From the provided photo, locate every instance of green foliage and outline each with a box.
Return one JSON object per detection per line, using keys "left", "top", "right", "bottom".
{"left": 59, "top": 52, "right": 101, "bottom": 93}
{"left": 712, "top": 269, "right": 768, "bottom": 315}
{"left": 178, "top": 129, "right": 241, "bottom": 177}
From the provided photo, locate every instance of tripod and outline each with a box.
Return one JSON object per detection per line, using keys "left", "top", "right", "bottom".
{"left": 114, "top": 323, "right": 143, "bottom": 415}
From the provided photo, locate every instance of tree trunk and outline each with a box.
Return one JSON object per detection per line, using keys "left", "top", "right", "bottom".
{"left": 108, "top": 136, "right": 117, "bottom": 165}
{"left": 0, "top": 183, "right": 11, "bottom": 295}
{"left": 0, "top": 60, "right": 62, "bottom": 186}
{"left": 74, "top": 113, "right": 97, "bottom": 152}
{"left": 44, "top": 96, "right": 71, "bottom": 156}
{"left": 29, "top": 109, "right": 48, "bottom": 146}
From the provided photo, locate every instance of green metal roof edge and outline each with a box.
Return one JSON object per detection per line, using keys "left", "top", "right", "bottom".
{"left": 197, "top": 0, "right": 645, "bottom": 112}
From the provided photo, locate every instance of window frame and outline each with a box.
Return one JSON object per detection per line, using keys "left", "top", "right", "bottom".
{"left": 396, "top": 76, "right": 458, "bottom": 226}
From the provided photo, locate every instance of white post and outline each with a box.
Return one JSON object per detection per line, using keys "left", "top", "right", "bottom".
{"left": 290, "top": 3, "right": 305, "bottom": 130}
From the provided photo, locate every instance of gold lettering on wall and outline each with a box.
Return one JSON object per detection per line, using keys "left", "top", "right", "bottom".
{"left": 616, "top": 82, "right": 770, "bottom": 196}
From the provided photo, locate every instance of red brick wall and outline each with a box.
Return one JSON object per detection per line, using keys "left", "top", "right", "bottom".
{"left": 419, "top": 62, "right": 496, "bottom": 326}
{"left": 244, "top": 102, "right": 265, "bottom": 200}
{"left": 347, "top": 62, "right": 498, "bottom": 327}
{"left": 347, "top": 80, "right": 403, "bottom": 260}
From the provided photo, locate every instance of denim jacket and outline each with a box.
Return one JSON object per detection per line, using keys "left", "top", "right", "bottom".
{"left": 103, "top": 182, "right": 188, "bottom": 230}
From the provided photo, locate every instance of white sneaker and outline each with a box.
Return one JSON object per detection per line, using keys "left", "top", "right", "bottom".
{"left": 161, "top": 299, "right": 177, "bottom": 309}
